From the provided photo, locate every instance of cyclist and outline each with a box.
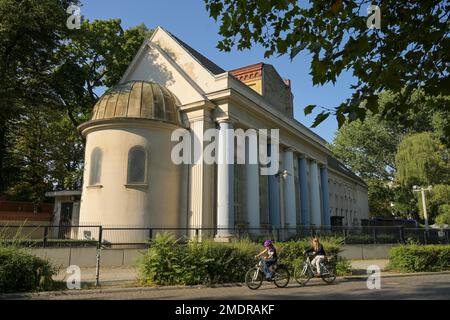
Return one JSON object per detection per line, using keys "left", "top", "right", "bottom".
{"left": 255, "top": 240, "right": 278, "bottom": 280}
{"left": 304, "top": 237, "right": 326, "bottom": 277}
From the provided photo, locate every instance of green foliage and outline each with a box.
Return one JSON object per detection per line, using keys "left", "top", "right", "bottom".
{"left": 366, "top": 180, "right": 395, "bottom": 217}
{"left": 426, "top": 185, "right": 450, "bottom": 223}
{"left": 0, "top": 0, "right": 77, "bottom": 192}
{"left": 331, "top": 114, "right": 398, "bottom": 181}
{"left": 0, "top": 0, "right": 152, "bottom": 201}
{"left": 334, "top": 257, "right": 352, "bottom": 276}
{"left": 396, "top": 132, "right": 449, "bottom": 187}
{"left": 331, "top": 93, "right": 449, "bottom": 220}
{"left": 435, "top": 205, "right": 450, "bottom": 225}
{"left": 388, "top": 245, "right": 450, "bottom": 273}
{"left": 139, "top": 233, "right": 259, "bottom": 286}
{"left": 0, "top": 246, "right": 57, "bottom": 293}
{"left": 276, "top": 238, "right": 342, "bottom": 269}
{"left": 139, "top": 235, "right": 346, "bottom": 286}
{"left": 204, "top": 0, "right": 449, "bottom": 129}
{"left": 4, "top": 106, "right": 84, "bottom": 202}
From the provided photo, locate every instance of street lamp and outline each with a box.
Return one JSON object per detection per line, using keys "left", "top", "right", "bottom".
{"left": 412, "top": 185, "right": 432, "bottom": 230}
{"left": 390, "top": 202, "right": 396, "bottom": 218}
{"left": 275, "top": 170, "right": 290, "bottom": 179}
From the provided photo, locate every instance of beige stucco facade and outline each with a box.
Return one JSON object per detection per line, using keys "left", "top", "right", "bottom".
{"left": 77, "top": 26, "right": 369, "bottom": 242}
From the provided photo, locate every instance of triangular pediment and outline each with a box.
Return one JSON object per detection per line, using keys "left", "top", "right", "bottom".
{"left": 120, "top": 27, "right": 227, "bottom": 105}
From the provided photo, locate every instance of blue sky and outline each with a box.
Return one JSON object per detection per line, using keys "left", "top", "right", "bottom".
{"left": 81, "top": 0, "right": 358, "bottom": 143}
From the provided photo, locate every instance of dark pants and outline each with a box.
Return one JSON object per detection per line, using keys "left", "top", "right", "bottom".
{"left": 264, "top": 258, "right": 277, "bottom": 278}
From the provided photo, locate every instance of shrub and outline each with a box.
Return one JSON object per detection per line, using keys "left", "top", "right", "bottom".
{"left": 139, "top": 233, "right": 259, "bottom": 285}
{"left": 334, "top": 257, "right": 352, "bottom": 276}
{"left": 0, "top": 246, "right": 57, "bottom": 293}
{"left": 139, "top": 234, "right": 346, "bottom": 286}
{"left": 277, "top": 237, "right": 343, "bottom": 273}
{"left": 387, "top": 245, "right": 450, "bottom": 273}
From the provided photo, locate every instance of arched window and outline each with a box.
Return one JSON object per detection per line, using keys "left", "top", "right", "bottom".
{"left": 127, "top": 146, "right": 147, "bottom": 184}
{"left": 89, "top": 148, "right": 102, "bottom": 185}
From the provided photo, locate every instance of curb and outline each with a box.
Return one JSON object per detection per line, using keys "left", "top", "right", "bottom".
{"left": 2, "top": 271, "right": 450, "bottom": 299}
{"left": 0, "top": 282, "right": 247, "bottom": 299}
{"left": 342, "top": 270, "right": 450, "bottom": 280}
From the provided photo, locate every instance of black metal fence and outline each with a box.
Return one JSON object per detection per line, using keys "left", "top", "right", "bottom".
{"left": 1, "top": 224, "right": 449, "bottom": 248}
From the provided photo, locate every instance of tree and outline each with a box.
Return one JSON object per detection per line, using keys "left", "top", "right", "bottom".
{"left": 331, "top": 90, "right": 448, "bottom": 218}
{"left": 50, "top": 19, "right": 152, "bottom": 129}
{"left": 395, "top": 132, "right": 449, "bottom": 187}
{"left": 427, "top": 184, "right": 450, "bottom": 223}
{"left": 0, "top": 0, "right": 77, "bottom": 192}
{"left": 0, "top": 1, "right": 152, "bottom": 201}
{"left": 3, "top": 105, "right": 83, "bottom": 203}
{"left": 366, "top": 179, "right": 394, "bottom": 217}
{"left": 435, "top": 205, "right": 450, "bottom": 225}
{"left": 204, "top": 0, "right": 450, "bottom": 129}
{"left": 330, "top": 113, "right": 398, "bottom": 181}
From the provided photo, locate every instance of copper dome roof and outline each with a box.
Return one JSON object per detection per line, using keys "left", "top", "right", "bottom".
{"left": 90, "top": 81, "right": 182, "bottom": 125}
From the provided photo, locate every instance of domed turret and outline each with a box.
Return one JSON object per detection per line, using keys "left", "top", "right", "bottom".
{"left": 77, "top": 81, "right": 186, "bottom": 242}
{"left": 90, "top": 80, "right": 182, "bottom": 125}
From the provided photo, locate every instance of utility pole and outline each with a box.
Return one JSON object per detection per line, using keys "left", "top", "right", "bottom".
{"left": 413, "top": 185, "right": 432, "bottom": 230}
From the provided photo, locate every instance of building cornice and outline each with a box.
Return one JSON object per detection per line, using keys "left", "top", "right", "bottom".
{"left": 328, "top": 167, "right": 368, "bottom": 189}
{"left": 205, "top": 87, "right": 331, "bottom": 156}
{"left": 78, "top": 118, "right": 183, "bottom": 137}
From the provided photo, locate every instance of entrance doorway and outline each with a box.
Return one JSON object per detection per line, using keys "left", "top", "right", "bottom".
{"left": 58, "top": 202, "right": 73, "bottom": 239}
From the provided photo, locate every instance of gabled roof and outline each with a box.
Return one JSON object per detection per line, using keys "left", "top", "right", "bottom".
{"left": 327, "top": 155, "right": 367, "bottom": 186}
{"left": 167, "top": 31, "right": 226, "bottom": 75}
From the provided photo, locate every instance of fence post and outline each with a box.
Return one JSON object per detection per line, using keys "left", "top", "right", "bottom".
{"left": 342, "top": 228, "right": 347, "bottom": 244}
{"left": 276, "top": 228, "right": 281, "bottom": 242}
{"left": 195, "top": 228, "right": 199, "bottom": 241}
{"left": 149, "top": 228, "right": 153, "bottom": 242}
{"left": 399, "top": 226, "right": 404, "bottom": 244}
{"left": 423, "top": 230, "right": 428, "bottom": 245}
{"left": 446, "top": 230, "right": 450, "bottom": 245}
{"left": 373, "top": 227, "right": 377, "bottom": 244}
{"left": 95, "top": 248, "right": 101, "bottom": 287}
{"left": 97, "top": 226, "right": 103, "bottom": 249}
{"left": 43, "top": 226, "right": 49, "bottom": 247}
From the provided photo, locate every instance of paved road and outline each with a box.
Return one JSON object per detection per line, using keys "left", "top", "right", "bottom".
{"left": 23, "top": 273, "right": 450, "bottom": 300}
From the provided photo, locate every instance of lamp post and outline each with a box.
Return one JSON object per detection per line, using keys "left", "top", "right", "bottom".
{"left": 412, "top": 185, "right": 432, "bottom": 230}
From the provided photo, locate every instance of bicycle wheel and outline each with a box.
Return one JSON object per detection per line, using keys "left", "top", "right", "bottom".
{"left": 320, "top": 263, "right": 336, "bottom": 284}
{"left": 245, "top": 267, "right": 263, "bottom": 290}
{"left": 273, "top": 266, "right": 290, "bottom": 288}
{"left": 294, "top": 263, "right": 312, "bottom": 286}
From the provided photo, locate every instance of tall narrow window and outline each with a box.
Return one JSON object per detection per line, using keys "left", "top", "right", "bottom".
{"left": 89, "top": 148, "right": 102, "bottom": 185}
{"left": 127, "top": 146, "right": 147, "bottom": 184}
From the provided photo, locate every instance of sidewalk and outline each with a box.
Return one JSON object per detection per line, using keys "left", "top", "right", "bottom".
{"left": 350, "top": 259, "right": 389, "bottom": 275}
{"left": 57, "top": 260, "right": 390, "bottom": 286}
{"left": 56, "top": 266, "right": 139, "bottom": 285}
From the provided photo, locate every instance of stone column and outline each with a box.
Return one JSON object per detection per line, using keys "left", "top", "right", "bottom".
{"left": 245, "top": 134, "right": 260, "bottom": 230}
{"left": 216, "top": 121, "right": 234, "bottom": 238}
{"left": 268, "top": 144, "right": 281, "bottom": 227}
{"left": 320, "top": 165, "right": 331, "bottom": 226}
{"left": 283, "top": 149, "right": 296, "bottom": 228}
{"left": 310, "top": 159, "right": 322, "bottom": 226}
{"left": 298, "top": 156, "right": 310, "bottom": 226}
{"left": 186, "top": 109, "right": 215, "bottom": 239}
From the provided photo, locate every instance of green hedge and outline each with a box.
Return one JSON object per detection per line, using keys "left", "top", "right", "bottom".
{"left": 0, "top": 247, "right": 57, "bottom": 293}
{"left": 388, "top": 245, "right": 450, "bottom": 273}
{"left": 139, "top": 234, "right": 349, "bottom": 286}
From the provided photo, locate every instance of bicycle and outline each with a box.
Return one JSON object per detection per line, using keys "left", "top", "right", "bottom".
{"left": 294, "top": 252, "right": 336, "bottom": 286}
{"left": 245, "top": 258, "right": 290, "bottom": 290}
